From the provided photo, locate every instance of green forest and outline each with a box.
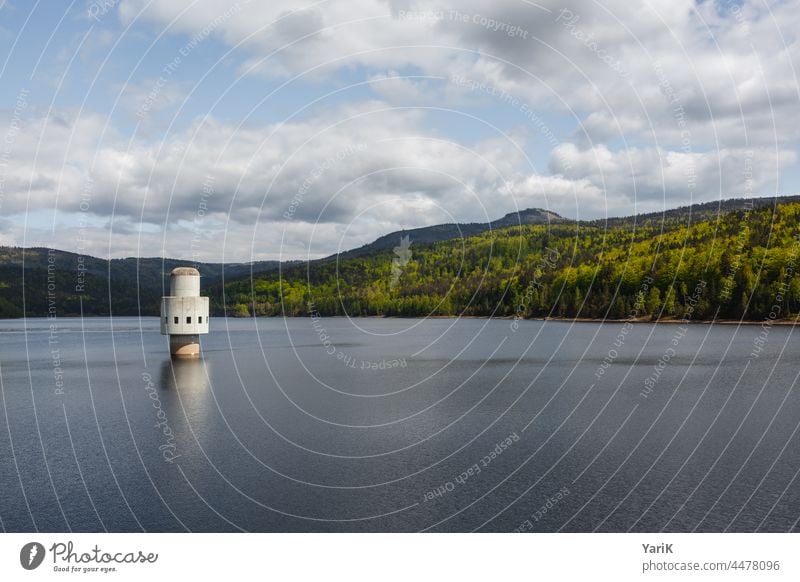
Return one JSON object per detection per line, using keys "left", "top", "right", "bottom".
{"left": 3, "top": 199, "right": 800, "bottom": 322}
{"left": 0, "top": 248, "right": 282, "bottom": 318}
{"left": 219, "top": 200, "right": 800, "bottom": 322}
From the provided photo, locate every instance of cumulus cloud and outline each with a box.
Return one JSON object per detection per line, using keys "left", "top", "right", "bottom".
{"left": 2, "top": 107, "right": 794, "bottom": 259}
{"left": 549, "top": 142, "right": 796, "bottom": 213}
{"left": 115, "top": 0, "right": 800, "bottom": 147}
{"left": 0, "top": 101, "right": 551, "bottom": 259}
{"left": 2, "top": 0, "right": 797, "bottom": 259}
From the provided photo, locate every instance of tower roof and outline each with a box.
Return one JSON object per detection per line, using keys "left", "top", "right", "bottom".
{"left": 170, "top": 267, "right": 200, "bottom": 276}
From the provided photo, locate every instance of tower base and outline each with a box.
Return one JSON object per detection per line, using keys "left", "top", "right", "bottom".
{"left": 170, "top": 334, "right": 201, "bottom": 358}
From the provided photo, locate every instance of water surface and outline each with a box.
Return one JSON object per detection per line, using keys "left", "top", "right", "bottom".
{"left": 0, "top": 316, "right": 798, "bottom": 532}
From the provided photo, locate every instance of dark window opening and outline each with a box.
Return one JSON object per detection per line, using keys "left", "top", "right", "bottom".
{"left": 198, "top": 316, "right": 203, "bottom": 324}
{"left": 174, "top": 316, "right": 179, "bottom": 324}
{"left": 165, "top": 317, "right": 168, "bottom": 324}
{"left": 186, "top": 316, "right": 192, "bottom": 324}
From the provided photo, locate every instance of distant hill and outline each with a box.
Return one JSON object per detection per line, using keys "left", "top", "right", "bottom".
{"left": 4, "top": 197, "right": 800, "bottom": 320}
{"left": 335, "top": 208, "right": 567, "bottom": 259}
{"left": 0, "top": 247, "right": 285, "bottom": 317}
{"left": 588, "top": 195, "right": 800, "bottom": 229}
{"left": 221, "top": 196, "right": 800, "bottom": 322}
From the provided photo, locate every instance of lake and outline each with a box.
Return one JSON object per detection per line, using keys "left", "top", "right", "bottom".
{"left": 0, "top": 316, "right": 798, "bottom": 532}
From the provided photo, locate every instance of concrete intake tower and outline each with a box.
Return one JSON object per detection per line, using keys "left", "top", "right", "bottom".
{"left": 160, "top": 267, "right": 209, "bottom": 357}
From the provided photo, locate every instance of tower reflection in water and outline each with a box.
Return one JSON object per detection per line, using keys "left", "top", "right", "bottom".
{"left": 158, "top": 357, "right": 212, "bottom": 449}
{"left": 160, "top": 357, "right": 210, "bottom": 392}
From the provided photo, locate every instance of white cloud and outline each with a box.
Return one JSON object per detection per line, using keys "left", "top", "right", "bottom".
{"left": 3, "top": 0, "right": 799, "bottom": 259}
{"left": 0, "top": 101, "right": 546, "bottom": 259}
{"left": 117, "top": 77, "right": 189, "bottom": 123}
{"left": 114, "top": 0, "right": 800, "bottom": 147}
{"left": 3, "top": 83, "right": 795, "bottom": 259}
{"left": 549, "top": 142, "right": 796, "bottom": 212}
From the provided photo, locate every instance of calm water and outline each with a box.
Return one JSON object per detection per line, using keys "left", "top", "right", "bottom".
{"left": 0, "top": 316, "right": 798, "bottom": 532}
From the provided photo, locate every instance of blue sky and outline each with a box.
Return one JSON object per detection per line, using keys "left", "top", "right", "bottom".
{"left": 0, "top": 0, "right": 798, "bottom": 260}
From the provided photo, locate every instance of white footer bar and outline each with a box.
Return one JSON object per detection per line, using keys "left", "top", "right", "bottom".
{"left": 1, "top": 533, "right": 796, "bottom": 581}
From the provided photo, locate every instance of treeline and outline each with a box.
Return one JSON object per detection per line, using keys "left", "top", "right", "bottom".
{"left": 0, "top": 247, "right": 283, "bottom": 318}
{"left": 4, "top": 200, "right": 800, "bottom": 321}
{"left": 219, "top": 201, "right": 800, "bottom": 321}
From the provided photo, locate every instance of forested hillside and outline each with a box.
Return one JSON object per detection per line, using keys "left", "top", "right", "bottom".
{"left": 219, "top": 199, "right": 800, "bottom": 321}
{"left": 0, "top": 248, "right": 284, "bottom": 318}
{"left": 3, "top": 198, "right": 800, "bottom": 321}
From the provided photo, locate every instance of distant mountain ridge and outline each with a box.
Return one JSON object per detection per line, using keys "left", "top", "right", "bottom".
{"left": 335, "top": 208, "right": 567, "bottom": 259}
{"left": 2, "top": 196, "right": 799, "bottom": 318}
{"left": 223, "top": 195, "right": 800, "bottom": 321}
{"left": 0, "top": 247, "right": 285, "bottom": 317}
{"left": 588, "top": 195, "right": 800, "bottom": 229}
{"left": 0, "top": 248, "right": 284, "bottom": 281}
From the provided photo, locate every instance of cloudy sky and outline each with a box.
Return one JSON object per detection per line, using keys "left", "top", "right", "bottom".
{"left": 0, "top": 0, "right": 797, "bottom": 261}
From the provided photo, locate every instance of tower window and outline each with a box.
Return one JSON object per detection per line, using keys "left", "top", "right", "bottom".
{"left": 174, "top": 316, "right": 179, "bottom": 324}
{"left": 186, "top": 316, "right": 192, "bottom": 324}
{"left": 165, "top": 317, "right": 168, "bottom": 324}
{"left": 198, "top": 316, "right": 202, "bottom": 324}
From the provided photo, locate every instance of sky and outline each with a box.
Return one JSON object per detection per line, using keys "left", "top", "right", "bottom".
{"left": 0, "top": 0, "right": 797, "bottom": 261}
